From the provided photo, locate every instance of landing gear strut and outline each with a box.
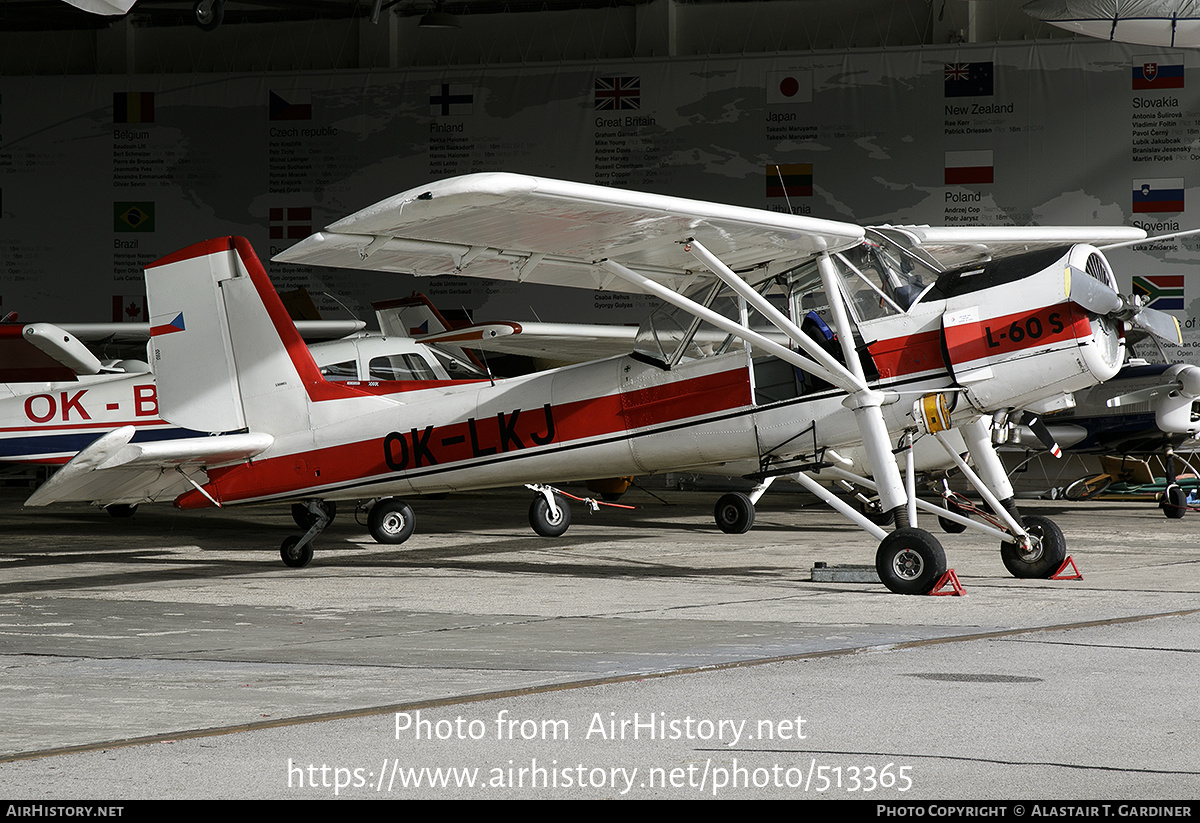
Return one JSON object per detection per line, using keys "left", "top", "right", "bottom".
{"left": 279, "top": 499, "right": 334, "bottom": 568}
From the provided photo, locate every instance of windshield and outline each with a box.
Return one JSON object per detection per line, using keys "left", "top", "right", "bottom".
{"left": 837, "top": 239, "right": 937, "bottom": 320}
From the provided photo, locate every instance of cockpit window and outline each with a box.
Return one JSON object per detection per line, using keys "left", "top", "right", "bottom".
{"left": 320, "top": 360, "right": 358, "bottom": 382}
{"left": 426, "top": 347, "right": 488, "bottom": 378}
{"left": 833, "top": 235, "right": 943, "bottom": 321}
{"left": 633, "top": 282, "right": 748, "bottom": 367}
{"left": 369, "top": 354, "right": 438, "bottom": 381}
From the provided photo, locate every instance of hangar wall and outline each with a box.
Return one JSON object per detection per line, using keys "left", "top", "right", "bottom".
{"left": 0, "top": 9, "right": 1194, "bottom": 356}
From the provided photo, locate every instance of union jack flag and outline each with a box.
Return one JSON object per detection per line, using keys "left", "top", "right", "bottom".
{"left": 944, "top": 63, "right": 969, "bottom": 83}
{"left": 595, "top": 76, "right": 640, "bottom": 110}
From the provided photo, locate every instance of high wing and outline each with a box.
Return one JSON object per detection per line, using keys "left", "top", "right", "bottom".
{"left": 273, "top": 172, "right": 866, "bottom": 290}
{"left": 873, "top": 225, "right": 1148, "bottom": 269}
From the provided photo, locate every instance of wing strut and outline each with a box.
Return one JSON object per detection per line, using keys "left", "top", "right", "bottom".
{"left": 597, "top": 258, "right": 848, "bottom": 389}
{"left": 603, "top": 241, "right": 913, "bottom": 522}
{"left": 682, "top": 239, "right": 869, "bottom": 394}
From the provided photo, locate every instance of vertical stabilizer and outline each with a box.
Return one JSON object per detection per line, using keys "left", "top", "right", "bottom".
{"left": 146, "top": 237, "right": 339, "bottom": 435}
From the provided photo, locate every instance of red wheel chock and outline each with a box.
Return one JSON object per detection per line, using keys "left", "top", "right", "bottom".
{"left": 928, "top": 569, "right": 965, "bottom": 596}
{"left": 1050, "top": 556, "right": 1082, "bottom": 580}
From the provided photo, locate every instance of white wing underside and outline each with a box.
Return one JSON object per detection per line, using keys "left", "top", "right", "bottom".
{"left": 25, "top": 426, "right": 273, "bottom": 508}
{"left": 274, "top": 174, "right": 1147, "bottom": 288}
{"left": 876, "top": 225, "right": 1147, "bottom": 268}
{"left": 274, "top": 173, "right": 866, "bottom": 292}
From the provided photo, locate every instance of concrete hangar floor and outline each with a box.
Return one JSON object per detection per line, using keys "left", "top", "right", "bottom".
{"left": 0, "top": 484, "right": 1197, "bottom": 800}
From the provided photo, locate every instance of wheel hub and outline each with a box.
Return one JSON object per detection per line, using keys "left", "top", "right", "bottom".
{"left": 892, "top": 548, "right": 924, "bottom": 580}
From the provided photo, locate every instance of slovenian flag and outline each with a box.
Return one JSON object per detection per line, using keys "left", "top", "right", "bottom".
{"left": 1132, "top": 178, "right": 1184, "bottom": 213}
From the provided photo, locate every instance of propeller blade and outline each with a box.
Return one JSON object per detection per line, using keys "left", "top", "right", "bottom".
{"left": 1016, "top": 411, "right": 1062, "bottom": 458}
{"left": 1067, "top": 267, "right": 1122, "bottom": 315}
{"left": 1130, "top": 306, "right": 1183, "bottom": 346}
{"left": 1068, "top": 267, "right": 1182, "bottom": 346}
{"left": 1106, "top": 386, "right": 1169, "bottom": 408}
{"left": 1107, "top": 363, "right": 1200, "bottom": 408}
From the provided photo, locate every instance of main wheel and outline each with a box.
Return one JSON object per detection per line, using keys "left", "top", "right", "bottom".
{"left": 937, "top": 497, "right": 968, "bottom": 534}
{"left": 875, "top": 528, "right": 947, "bottom": 595}
{"left": 106, "top": 503, "right": 138, "bottom": 518}
{"left": 529, "top": 495, "right": 571, "bottom": 537}
{"left": 1000, "top": 515, "right": 1066, "bottom": 579}
{"left": 280, "top": 535, "right": 313, "bottom": 568}
{"left": 714, "top": 492, "right": 755, "bottom": 534}
{"left": 291, "top": 500, "right": 337, "bottom": 530}
{"left": 368, "top": 499, "right": 416, "bottom": 545}
{"left": 1161, "top": 484, "right": 1187, "bottom": 519}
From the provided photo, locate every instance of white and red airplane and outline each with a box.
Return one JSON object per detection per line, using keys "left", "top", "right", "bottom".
{"left": 25, "top": 173, "right": 1180, "bottom": 594}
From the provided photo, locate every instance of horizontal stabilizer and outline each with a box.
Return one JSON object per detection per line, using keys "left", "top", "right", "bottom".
{"left": 26, "top": 426, "right": 273, "bottom": 508}
{"left": 0, "top": 323, "right": 104, "bottom": 382}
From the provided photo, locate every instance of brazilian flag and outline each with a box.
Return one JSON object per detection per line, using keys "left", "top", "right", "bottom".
{"left": 114, "top": 202, "right": 155, "bottom": 232}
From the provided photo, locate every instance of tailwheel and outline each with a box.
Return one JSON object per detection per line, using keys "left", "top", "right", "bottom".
{"left": 1161, "top": 485, "right": 1187, "bottom": 519}
{"left": 714, "top": 492, "right": 755, "bottom": 534}
{"left": 1000, "top": 515, "right": 1066, "bottom": 579}
{"left": 280, "top": 535, "right": 314, "bottom": 568}
{"left": 529, "top": 494, "right": 571, "bottom": 537}
{"left": 368, "top": 498, "right": 416, "bottom": 544}
{"left": 875, "top": 528, "right": 947, "bottom": 595}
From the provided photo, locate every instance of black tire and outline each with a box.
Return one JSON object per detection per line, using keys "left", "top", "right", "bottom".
{"left": 1162, "top": 485, "right": 1187, "bottom": 519}
{"left": 106, "top": 504, "right": 138, "bottom": 518}
{"left": 875, "top": 528, "right": 947, "bottom": 595}
{"left": 1000, "top": 515, "right": 1066, "bottom": 579}
{"left": 529, "top": 495, "right": 571, "bottom": 537}
{"left": 194, "top": 0, "right": 224, "bottom": 30}
{"left": 368, "top": 499, "right": 416, "bottom": 545}
{"left": 714, "top": 492, "right": 755, "bottom": 534}
{"left": 291, "top": 500, "right": 337, "bottom": 530}
{"left": 280, "top": 535, "right": 313, "bottom": 568}
{"left": 937, "top": 497, "right": 967, "bottom": 534}
{"left": 1064, "top": 474, "right": 1111, "bottom": 501}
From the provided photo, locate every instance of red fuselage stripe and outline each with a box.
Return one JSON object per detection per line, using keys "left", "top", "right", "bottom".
{"left": 176, "top": 366, "right": 753, "bottom": 508}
